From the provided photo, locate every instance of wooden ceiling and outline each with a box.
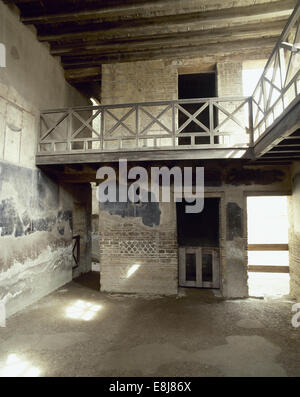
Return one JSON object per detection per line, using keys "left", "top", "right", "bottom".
{"left": 3, "top": 0, "right": 298, "bottom": 91}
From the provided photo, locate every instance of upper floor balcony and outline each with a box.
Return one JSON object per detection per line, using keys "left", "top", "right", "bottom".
{"left": 36, "top": 2, "right": 300, "bottom": 165}
{"left": 36, "top": 96, "right": 254, "bottom": 164}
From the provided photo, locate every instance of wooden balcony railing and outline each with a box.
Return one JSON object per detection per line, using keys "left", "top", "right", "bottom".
{"left": 37, "top": 3, "right": 300, "bottom": 159}
{"left": 38, "top": 97, "right": 253, "bottom": 155}
{"left": 252, "top": 2, "right": 300, "bottom": 142}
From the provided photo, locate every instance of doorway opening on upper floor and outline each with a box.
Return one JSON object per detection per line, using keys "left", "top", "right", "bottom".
{"left": 178, "top": 72, "right": 217, "bottom": 145}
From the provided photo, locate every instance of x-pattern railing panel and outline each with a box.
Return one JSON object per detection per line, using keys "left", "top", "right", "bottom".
{"left": 72, "top": 109, "right": 102, "bottom": 138}
{"left": 139, "top": 104, "right": 173, "bottom": 136}
{"left": 104, "top": 107, "right": 136, "bottom": 137}
{"left": 213, "top": 100, "right": 249, "bottom": 133}
{"left": 38, "top": 96, "right": 252, "bottom": 154}
{"left": 176, "top": 102, "right": 210, "bottom": 134}
{"left": 40, "top": 111, "right": 69, "bottom": 141}
{"left": 37, "top": 3, "right": 300, "bottom": 157}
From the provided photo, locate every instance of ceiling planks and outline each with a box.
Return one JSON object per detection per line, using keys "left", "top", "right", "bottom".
{"left": 3, "top": 0, "right": 298, "bottom": 89}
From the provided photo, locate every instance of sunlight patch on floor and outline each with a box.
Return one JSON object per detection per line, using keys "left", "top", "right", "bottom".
{"left": 0, "top": 354, "right": 41, "bottom": 377}
{"left": 65, "top": 300, "right": 102, "bottom": 321}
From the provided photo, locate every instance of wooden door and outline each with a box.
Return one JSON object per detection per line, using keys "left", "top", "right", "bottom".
{"left": 179, "top": 247, "right": 220, "bottom": 288}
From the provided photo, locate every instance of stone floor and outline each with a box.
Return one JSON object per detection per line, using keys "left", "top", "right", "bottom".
{"left": 0, "top": 271, "right": 300, "bottom": 377}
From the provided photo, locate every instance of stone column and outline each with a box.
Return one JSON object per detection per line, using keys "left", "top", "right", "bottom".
{"left": 222, "top": 189, "right": 248, "bottom": 298}
{"left": 289, "top": 162, "right": 300, "bottom": 300}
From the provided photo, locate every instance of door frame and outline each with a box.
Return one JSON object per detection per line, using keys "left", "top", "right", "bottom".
{"left": 245, "top": 191, "right": 291, "bottom": 295}
{"left": 176, "top": 192, "right": 224, "bottom": 289}
{"left": 179, "top": 246, "right": 220, "bottom": 288}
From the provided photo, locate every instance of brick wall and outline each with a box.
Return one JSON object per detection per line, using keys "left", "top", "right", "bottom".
{"left": 98, "top": 58, "right": 292, "bottom": 298}
{"left": 101, "top": 59, "right": 249, "bottom": 149}
{"left": 99, "top": 201, "right": 178, "bottom": 295}
{"left": 216, "top": 62, "right": 248, "bottom": 145}
{"left": 217, "top": 62, "right": 243, "bottom": 97}
{"left": 102, "top": 60, "right": 178, "bottom": 104}
{"left": 101, "top": 60, "right": 178, "bottom": 150}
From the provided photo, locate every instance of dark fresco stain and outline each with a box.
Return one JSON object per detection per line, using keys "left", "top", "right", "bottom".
{"left": 0, "top": 199, "right": 18, "bottom": 236}
{"left": 100, "top": 188, "right": 161, "bottom": 227}
{"left": 225, "top": 168, "right": 286, "bottom": 186}
{"left": 0, "top": 161, "right": 71, "bottom": 238}
{"left": 204, "top": 168, "right": 222, "bottom": 186}
{"left": 101, "top": 201, "right": 161, "bottom": 227}
{"left": 226, "top": 202, "right": 243, "bottom": 241}
{"left": 0, "top": 198, "right": 72, "bottom": 237}
{"left": 57, "top": 210, "right": 72, "bottom": 235}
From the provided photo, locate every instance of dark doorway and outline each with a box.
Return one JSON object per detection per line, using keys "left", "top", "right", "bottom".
{"left": 179, "top": 73, "right": 216, "bottom": 100}
{"left": 178, "top": 73, "right": 216, "bottom": 145}
{"left": 177, "top": 198, "right": 220, "bottom": 289}
{"left": 176, "top": 197, "right": 220, "bottom": 247}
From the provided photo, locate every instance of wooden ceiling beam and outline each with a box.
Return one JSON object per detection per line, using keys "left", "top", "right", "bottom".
{"left": 37, "top": 2, "right": 294, "bottom": 43}
{"left": 2, "top": 0, "right": 37, "bottom": 4}
{"left": 51, "top": 20, "right": 284, "bottom": 57}
{"left": 61, "top": 37, "right": 276, "bottom": 67}
{"left": 64, "top": 67, "right": 101, "bottom": 83}
{"left": 20, "top": 0, "right": 207, "bottom": 24}
{"left": 21, "top": 0, "right": 297, "bottom": 25}
{"left": 4, "top": 0, "right": 296, "bottom": 85}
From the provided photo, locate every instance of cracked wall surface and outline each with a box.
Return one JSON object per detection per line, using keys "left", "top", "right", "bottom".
{"left": 0, "top": 2, "right": 90, "bottom": 318}
{"left": 0, "top": 161, "right": 74, "bottom": 318}
{"left": 289, "top": 162, "right": 300, "bottom": 300}
{"left": 98, "top": 162, "right": 291, "bottom": 298}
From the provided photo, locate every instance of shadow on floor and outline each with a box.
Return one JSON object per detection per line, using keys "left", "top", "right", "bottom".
{"left": 73, "top": 271, "right": 100, "bottom": 291}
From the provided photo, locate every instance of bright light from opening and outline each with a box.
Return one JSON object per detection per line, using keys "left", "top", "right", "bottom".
{"left": 65, "top": 300, "right": 102, "bottom": 321}
{"left": 247, "top": 196, "right": 290, "bottom": 297}
{"left": 243, "top": 68, "right": 265, "bottom": 96}
{"left": 0, "top": 354, "right": 41, "bottom": 377}
{"left": 248, "top": 251, "right": 289, "bottom": 266}
{"left": 248, "top": 273, "right": 290, "bottom": 297}
{"left": 126, "top": 264, "right": 140, "bottom": 278}
{"left": 90, "top": 97, "right": 99, "bottom": 106}
{"left": 247, "top": 196, "right": 288, "bottom": 244}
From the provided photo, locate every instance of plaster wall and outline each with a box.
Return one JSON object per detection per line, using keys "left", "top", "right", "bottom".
{"left": 0, "top": 2, "right": 90, "bottom": 318}
{"left": 98, "top": 162, "right": 291, "bottom": 297}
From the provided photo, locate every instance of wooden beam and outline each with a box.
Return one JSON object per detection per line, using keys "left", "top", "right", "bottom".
{"left": 259, "top": 155, "right": 300, "bottom": 159}
{"left": 58, "top": 48, "right": 273, "bottom": 71}
{"left": 3, "top": 0, "right": 38, "bottom": 3}
{"left": 178, "top": 63, "right": 216, "bottom": 75}
{"left": 248, "top": 244, "right": 289, "bottom": 251}
{"left": 275, "top": 144, "right": 300, "bottom": 147}
{"left": 60, "top": 37, "right": 276, "bottom": 67}
{"left": 21, "top": 0, "right": 297, "bottom": 25}
{"left": 21, "top": 0, "right": 197, "bottom": 24}
{"left": 254, "top": 99, "right": 300, "bottom": 157}
{"left": 280, "top": 135, "right": 300, "bottom": 139}
{"left": 64, "top": 67, "right": 101, "bottom": 83}
{"left": 35, "top": 148, "right": 248, "bottom": 165}
{"left": 248, "top": 265, "right": 289, "bottom": 273}
{"left": 50, "top": 20, "right": 285, "bottom": 57}
{"left": 269, "top": 149, "right": 300, "bottom": 153}
{"left": 40, "top": 18, "right": 287, "bottom": 47}
{"left": 37, "top": 2, "right": 295, "bottom": 43}
{"left": 280, "top": 41, "right": 300, "bottom": 53}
